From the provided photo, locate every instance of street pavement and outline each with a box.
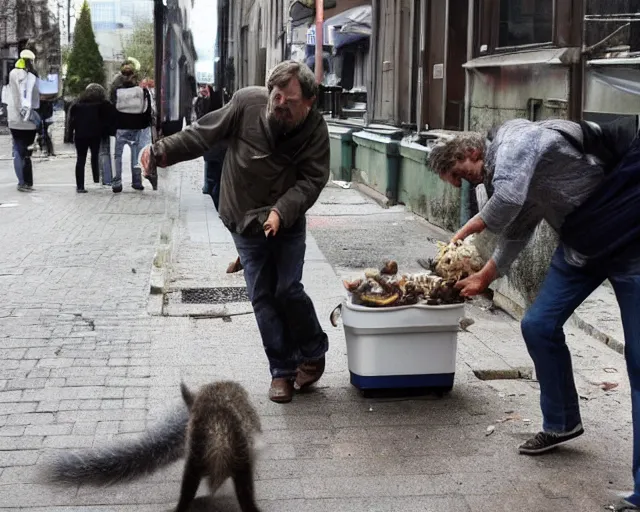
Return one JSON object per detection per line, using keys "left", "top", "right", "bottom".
{"left": 0, "top": 138, "right": 636, "bottom": 511}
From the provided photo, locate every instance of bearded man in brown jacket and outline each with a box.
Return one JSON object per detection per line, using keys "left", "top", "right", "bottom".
{"left": 139, "top": 61, "right": 329, "bottom": 403}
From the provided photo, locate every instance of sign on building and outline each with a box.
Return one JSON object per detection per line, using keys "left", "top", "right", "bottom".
{"left": 307, "top": 26, "right": 315, "bottom": 46}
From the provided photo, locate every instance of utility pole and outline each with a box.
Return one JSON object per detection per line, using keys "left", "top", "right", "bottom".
{"left": 315, "top": 0, "right": 323, "bottom": 84}
{"left": 67, "top": 0, "right": 71, "bottom": 44}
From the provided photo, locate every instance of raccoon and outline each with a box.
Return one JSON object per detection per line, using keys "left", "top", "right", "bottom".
{"left": 46, "top": 381, "right": 263, "bottom": 512}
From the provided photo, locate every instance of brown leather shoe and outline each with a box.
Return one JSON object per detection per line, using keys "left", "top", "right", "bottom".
{"left": 295, "top": 356, "right": 326, "bottom": 390}
{"left": 268, "top": 378, "right": 294, "bottom": 403}
{"left": 226, "top": 256, "right": 243, "bottom": 274}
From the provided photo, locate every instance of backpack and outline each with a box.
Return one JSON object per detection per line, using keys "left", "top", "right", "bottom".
{"left": 560, "top": 135, "right": 640, "bottom": 263}
{"left": 115, "top": 86, "right": 147, "bottom": 115}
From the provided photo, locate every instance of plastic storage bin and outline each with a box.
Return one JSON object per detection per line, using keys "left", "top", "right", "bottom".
{"left": 341, "top": 301, "right": 464, "bottom": 392}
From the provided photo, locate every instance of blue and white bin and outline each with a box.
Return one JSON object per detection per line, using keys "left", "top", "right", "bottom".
{"left": 341, "top": 301, "right": 464, "bottom": 392}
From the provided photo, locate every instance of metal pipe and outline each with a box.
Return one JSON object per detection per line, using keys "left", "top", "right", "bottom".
{"left": 315, "top": 0, "right": 324, "bottom": 84}
{"left": 408, "top": 0, "right": 415, "bottom": 125}
{"left": 393, "top": 0, "right": 401, "bottom": 124}
{"left": 416, "top": 0, "right": 426, "bottom": 131}
{"left": 460, "top": 0, "right": 475, "bottom": 226}
{"left": 463, "top": 0, "right": 474, "bottom": 131}
{"left": 442, "top": 0, "right": 450, "bottom": 128}
{"left": 367, "top": 0, "right": 380, "bottom": 124}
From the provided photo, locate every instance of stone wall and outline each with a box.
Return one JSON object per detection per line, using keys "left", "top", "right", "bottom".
{"left": 467, "top": 63, "right": 571, "bottom": 315}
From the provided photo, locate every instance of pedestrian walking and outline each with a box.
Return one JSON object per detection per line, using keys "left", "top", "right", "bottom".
{"left": 67, "top": 84, "right": 114, "bottom": 193}
{"left": 110, "top": 61, "right": 153, "bottom": 193}
{"left": 429, "top": 117, "right": 640, "bottom": 511}
{"left": 193, "top": 84, "right": 239, "bottom": 273}
{"left": 7, "top": 49, "right": 40, "bottom": 192}
{"left": 140, "top": 61, "right": 330, "bottom": 403}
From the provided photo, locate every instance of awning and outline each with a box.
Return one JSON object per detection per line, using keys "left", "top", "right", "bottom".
{"left": 463, "top": 48, "right": 580, "bottom": 69}
{"left": 325, "top": 5, "right": 371, "bottom": 49}
{"left": 589, "top": 66, "right": 640, "bottom": 97}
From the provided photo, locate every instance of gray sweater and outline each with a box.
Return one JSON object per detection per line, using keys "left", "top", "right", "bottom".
{"left": 479, "top": 119, "right": 609, "bottom": 275}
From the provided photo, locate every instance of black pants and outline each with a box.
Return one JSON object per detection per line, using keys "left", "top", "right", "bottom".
{"left": 75, "top": 137, "right": 101, "bottom": 190}
{"left": 205, "top": 159, "right": 223, "bottom": 211}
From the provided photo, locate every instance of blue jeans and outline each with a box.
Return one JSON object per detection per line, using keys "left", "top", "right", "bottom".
{"left": 114, "top": 128, "right": 151, "bottom": 188}
{"left": 232, "top": 217, "right": 329, "bottom": 378}
{"left": 100, "top": 135, "right": 113, "bottom": 185}
{"left": 521, "top": 246, "right": 640, "bottom": 498}
{"left": 10, "top": 129, "right": 36, "bottom": 186}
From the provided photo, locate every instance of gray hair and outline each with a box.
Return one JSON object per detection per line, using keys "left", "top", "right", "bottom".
{"left": 428, "top": 133, "right": 486, "bottom": 176}
{"left": 267, "top": 60, "right": 318, "bottom": 100}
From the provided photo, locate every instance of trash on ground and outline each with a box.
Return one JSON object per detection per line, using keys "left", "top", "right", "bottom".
{"left": 496, "top": 414, "right": 522, "bottom": 423}
{"left": 601, "top": 382, "right": 619, "bottom": 392}
{"left": 486, "top": 425, "right": 495, "bottom": 436}
{"left": 332, "top": 180, "right": 351, "bottom": 189}
{"left": 604, "top": 368, "right": 618, "bottom": 374}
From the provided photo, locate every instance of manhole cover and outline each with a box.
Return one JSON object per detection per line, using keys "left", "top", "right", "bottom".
{"left": 181, "top": 287, "right": 250, "bottom": 304}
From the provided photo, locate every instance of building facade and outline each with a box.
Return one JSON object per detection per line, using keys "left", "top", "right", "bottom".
{"left": 215, "top": 0, "right": 640, "bottom": 313}
{"left": 85, "top": 0, "right": 153, "bottom": 61}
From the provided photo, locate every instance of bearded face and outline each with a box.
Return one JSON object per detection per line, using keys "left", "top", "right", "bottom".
{"left": 267, "top": 77, "right": 314, "bottom": 133}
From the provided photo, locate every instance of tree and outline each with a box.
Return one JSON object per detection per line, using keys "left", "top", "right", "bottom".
{"left": 65, "top": 0, "right": 104, "bottom": 96}
{"left": 122, "top": 20, "right": 155, "bottom": 80}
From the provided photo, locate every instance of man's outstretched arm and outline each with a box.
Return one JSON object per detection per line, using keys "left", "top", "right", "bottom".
{"left": 144, "top": 93, "right": 240, "bottom": 169}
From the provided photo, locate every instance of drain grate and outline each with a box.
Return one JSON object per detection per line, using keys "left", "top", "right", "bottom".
{"left": 181, "top": 287, "right": 250, "bottom": 304}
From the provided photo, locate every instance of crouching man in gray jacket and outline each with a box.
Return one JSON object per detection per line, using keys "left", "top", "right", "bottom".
{"left": 430, "top": 117, "right": 640, "bottom": 511}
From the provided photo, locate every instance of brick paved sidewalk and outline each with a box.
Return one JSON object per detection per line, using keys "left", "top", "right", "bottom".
{"left": 0, "top": 158, "right": 635, "bottom": 511}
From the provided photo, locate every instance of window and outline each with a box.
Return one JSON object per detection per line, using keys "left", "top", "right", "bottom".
{"left": 89, "top": 2, "right": 117, "bottom": 31}
{"left": 498, "top": 0, "right": 553, "bottom": 48}
{"left": 585, "top": 0, "right": 640, "bottom": 54}
{"left": 474, "top": 0, "right": 581, "bottom": 56}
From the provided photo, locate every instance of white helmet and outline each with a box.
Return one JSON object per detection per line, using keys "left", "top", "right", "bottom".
{"left": 20, "top": 49, "right": 35, "bottom": 60}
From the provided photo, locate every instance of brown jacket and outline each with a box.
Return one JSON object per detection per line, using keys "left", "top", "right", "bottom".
{"left": 152, "top": 86, "right": 330, "bottom": 234}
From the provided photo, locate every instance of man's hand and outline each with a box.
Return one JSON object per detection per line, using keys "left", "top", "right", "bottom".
{"left": 452, "top": 216, "right": 487, "bottom": 243}
{"left": 264, "top": 210, "right": 281, "bottom": 237}
{"left": 140, "top": 146, "right": 152, "bottom": 177}
{"left": 455, "top": 259, "right": 498, "bottom": 297}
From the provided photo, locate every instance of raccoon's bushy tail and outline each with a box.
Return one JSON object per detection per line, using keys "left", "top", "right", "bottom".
{"left": 45, "top": 404, "right": 190, "bottom": 486}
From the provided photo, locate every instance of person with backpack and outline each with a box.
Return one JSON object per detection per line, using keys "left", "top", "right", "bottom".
{"left": 67, "top": 84, "right": 114, "bottom": 193}
{"left": 110, "top": 61, "right": 153, "bottom": 193}
{"left": 428, "top": 117, "right": 640, "bottom": 511}
{"left": 6, "top": 49, "right": 40, "bottom": 192}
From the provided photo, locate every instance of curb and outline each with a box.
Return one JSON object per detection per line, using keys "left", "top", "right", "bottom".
{"left": 492, "top": 285, "right": 625, "bottom": 356}
{"left": 147, "top": 167, "right": 181, "bottom": 316}
{"left": 352, "top": 181, "right": 390, "bottom": 209}
{"left": 568, "top": 311, "right": 625, "bottom": 355}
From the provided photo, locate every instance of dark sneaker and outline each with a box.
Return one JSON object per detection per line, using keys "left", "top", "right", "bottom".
{"left": 518, "top": 424, "right": 584, "bottom": 455}
{"left": 613, "top": 499, "right": 640, "bottom": 511}
{"left": 76, "top": 188, "right": 87, "bottom": 194}
{"left": 112, "top": 185, "right": 123, "bottom": 193}
{"left": 17, "top": 184, "right": 28, "bottom": 192}
{"left": 132, "top": 184, "right": 145, "bottom": 191}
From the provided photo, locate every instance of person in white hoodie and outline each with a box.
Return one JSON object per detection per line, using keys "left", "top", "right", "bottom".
{"left": 7, "top": 50, "right": 40, "bottom": 192}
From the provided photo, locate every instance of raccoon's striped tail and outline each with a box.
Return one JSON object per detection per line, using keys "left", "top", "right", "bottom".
{"left": 45, "top": 404, "right": 189, "bottom": 486}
